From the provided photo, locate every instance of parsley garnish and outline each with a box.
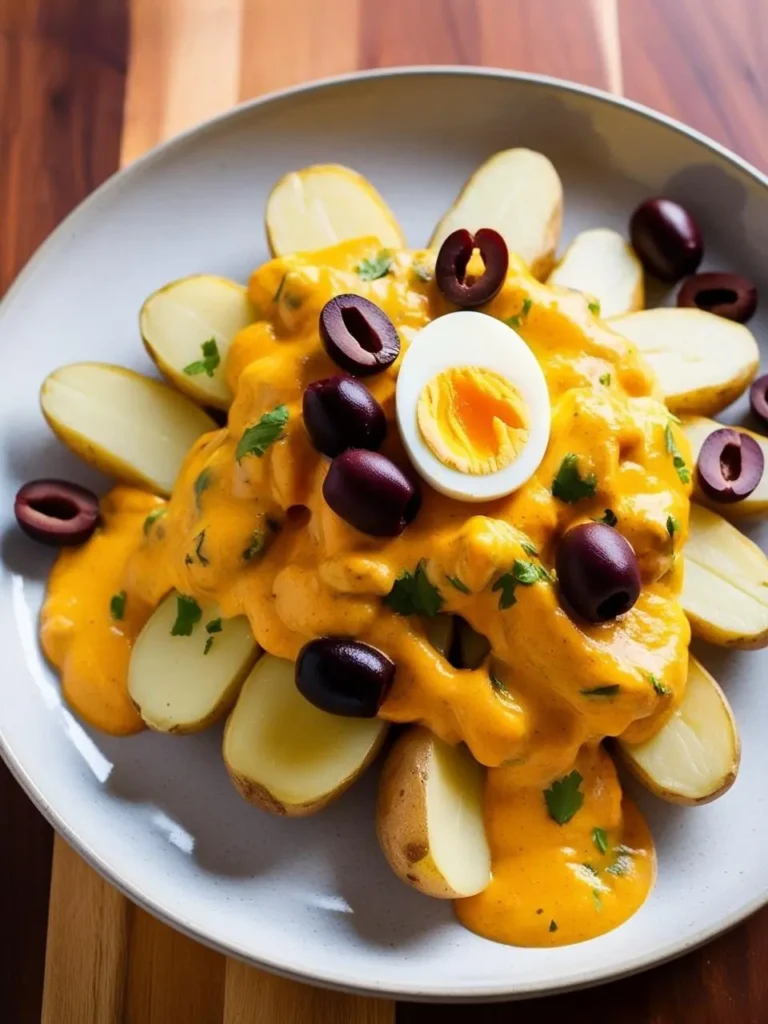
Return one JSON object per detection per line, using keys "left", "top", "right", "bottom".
{"left": 492, "top": 559, "right": 550, "bottom": 610}
{"left": 649, "top": 672, "right": 670, "bottom": 696}
{"left": 143, "top": 507, "right": 167, "bottom": 536}
{"left": 183, "top": 338, "right": 220, "bottom": 378}
{"left": 595, "top": 508, "right": 618, "bottom": 527}
{"left": 666, "top": 514, "right": 680, "bottom": 538}
{"left": 243, "top": 531, "right": 266, "bottom": 561}
{"left": 505, "top": 296, "right": 533, "bottom": 328}
{"left": 110, "top": 591, "right": 126, "bottom": 620}
{"left": 549, "top": 919, "right": 558, "bottom": 933}
{"left": 194, "top": 468, "right": 212, "bottom": 509}
{"left": 236, "top": 405, "right": 289, "bottom": 460}
{"left": 552, "top": 454, "right": 597, "bottom": 503}
{"left": 446, "top": 575, "right": 470, "bottom": 595}
{"left": 193, "top": 530, "right": 209, "bottom": 566}
{"left": 206, "top": 618, "right": 222, "bottom": 634}
{"left": 385, "top": 561, "right": 443, "bottom": 617}
{"left": 357, "top": 250, "right": 393, "bottom": 281}
{"left": 664, "top": 423, "right": 691, "bottom": 484}
{"left": 599, "top": 372, "right": 611, "bottom": 386}
{"left": 544, "top": 770, "right": 584, "bottom": 825}
{"left": 521, "top": 540, "right": 538, "bottom": 557}
{"left": 203, "top": 637, "right": 214, "bottom": 655}
{"left": 588, "top": 300, "right": 602, "bottom": 316}
{"left": 171, "top": 594, "right": 202, "bottom": 636}
{"left": 580, "top": 685, "right": 620, "bottom": 698}
{"left": 593, "top": 827, "right": 609, "bottom": 855}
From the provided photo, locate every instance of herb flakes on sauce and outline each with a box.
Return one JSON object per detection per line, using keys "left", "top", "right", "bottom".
{"left": 385, "top": 560, "right": 443, "bottom": 617}
{"left": 236, "top": 405, "right": 289, "bottom": 461}
{"left": 552, "top": 453, "right": 597, "bottom": 503}
{"left": 544, "top": 770, "right": 584, "bottom": 825}
{"left": 171, "top": 594, "right": 202, "bottom": 636}
{"left": 357, "top": 250, "right": 393, "bottom": 281}
{"left": 183, "top": 338, "right": 220, "bottom": 378}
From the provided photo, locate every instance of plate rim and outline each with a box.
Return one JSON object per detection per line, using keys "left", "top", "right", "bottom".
{"left": 2, "top": 64, "right": 768, "bottom": 1003}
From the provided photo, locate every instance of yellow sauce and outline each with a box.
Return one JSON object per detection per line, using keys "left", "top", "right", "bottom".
{"left": 40, "top": 237, "right": 691, "bottom": 945}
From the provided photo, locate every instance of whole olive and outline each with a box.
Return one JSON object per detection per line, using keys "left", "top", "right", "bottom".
{"left": 319, "top": 294, "right": 400, "bottom": 376}
{"left": 677, "top": 272, "right": 757, "bottom": 323}
{"left": 696, "top": 427, "right": 764, "bottom": 503}
{"left": 14, "top": 479, "right": 100, "bottom": 546}
{"left": 556, "top": 522, "right": 641, "bottom": 623}
{"left": 323, "top": 449, "right": 420, "bottom": 537}
{"left": 629, "top": 198, "right": 703, "bottom": 282}
{"left": 303, "top": 376, "right": 387, "bottom": 458}
{"left": 296, "top": 637, "right": 395, "bottom": 717}
{"left": 435, "top": 227, "right": 509, "bottom": 307}
{"left": 750, "top": 374, "right": 768, "bottom": 430}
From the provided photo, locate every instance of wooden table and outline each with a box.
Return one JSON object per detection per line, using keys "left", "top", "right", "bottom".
{"left": 1, "top": 1, "right": 767, "bottom": 1021}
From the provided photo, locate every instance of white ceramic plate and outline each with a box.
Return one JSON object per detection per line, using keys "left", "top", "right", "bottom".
{"left": 1, "top": 68, "right": 768, "bottom": 1003}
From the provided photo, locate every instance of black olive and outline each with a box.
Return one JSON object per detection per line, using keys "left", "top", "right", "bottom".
{"left": 303, "top": 376, "right": 387, "bottom": 457}
{"left": 296, "top": 637, "right": 395, "bottom": 717}
{"left": 696, "top": 427, "right": 764, "bottom": 503}
{"left": 14, "top": 479, "right": 100, "bottom": 546}
{"left": 556, "top": 522, "right": 641, "bottom": 622}
{"left": 319, "top": 294, "right": 400, "bottom": 376}
{"left": 435, "top": 227, "right": 508, "bottom": 307}
{"left": 629, "top": 198, "right": 703, "bottom": 282}
{"left": 323, "top": 449, "right": 420, "bottom": 537}
{"left": 677, "top": 272, "right": 757, "bottom": 323}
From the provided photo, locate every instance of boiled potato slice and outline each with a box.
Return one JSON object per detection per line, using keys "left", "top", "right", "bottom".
{"left": 682, "top": 415, "right": 768, "bottom": 518}
{"left": 683, "top": 503, "right": 768, "bottom": 648}
{"left": 141, "top": 274, "right": 256, "bottom": 410}
{"left": 41, "top": 363, "right": 216, "bottom": 496}
{"left": 223, "top": 654, "right": 387, "bottom": 816}
{"left": 619, "top": 656, "right": 739, "bottom": 805}
{"left": 128, "top": 593, "right": 259, "bottom": 733}
{"left": 430, "top": 149, "right": 563, "bottom": 279}
{"left": 266, "top": 164, "right": 405, "bottom": 256}
{"left": 609, "top": 308, "right": 759, "bottom": 416}
{"left": 377, "top": 726, "right": 490, "bottom": 898}
{"left": 547, "top": 228, "right": 644, "bottom": 317}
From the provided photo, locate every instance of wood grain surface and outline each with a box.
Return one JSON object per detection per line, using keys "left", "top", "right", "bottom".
{"left": 1, "top": 1, "right": 767, "bottom": 1022}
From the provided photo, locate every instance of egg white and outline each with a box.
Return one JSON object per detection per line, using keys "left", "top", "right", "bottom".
{"left": 395, "top": 311, "right": 551, "bottom": 501}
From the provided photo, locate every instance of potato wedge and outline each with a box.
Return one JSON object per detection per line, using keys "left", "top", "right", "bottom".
{"left": 683, "top": 503, "right": 768, "bottom": 648}
{"left": 141, "top": 274, "right": 256, "bottom": 410}
{"left": 266, "top": 164, "right": 405, "bottom": 256}
{"left": 40, "top": 363, "right": 216, "bottom": 496}
{"left": 547, "top": 228, "right": 644, "bottom": 318}
{"left": 377, "top": 726, "right": 490, "bottom": 898}
{"left": 682, "top": 415, "right": 768, "bottom": 518}
{"left": 128, "top": 593, "right": 259, "bottom": 733}
{"left": 619, "top": 655, "right": 739, "bottom": 805}
{"left": 430, "top": 149, "right": 563, "bottom": 279}
{"left": 609, "top": 308, "right": 759, "bottom": 416}
{"left": 223, "top": 654, "right": 387, "bottom": 816}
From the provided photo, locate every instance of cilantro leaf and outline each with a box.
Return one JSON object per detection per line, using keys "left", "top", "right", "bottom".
{"left": 171, "top": 594, "right": 202, "bottom": 636}
{"left": 549, "top": 919, "right": 558, "bottom": 933}
{"left": 194, "top": 468, "right": 212, "bottom": 509}
{"left": 446, "top": 575, "right": 470, "bottom": 595}
{"left": 492, "top": 559, "right": 550, "bottom": 610}
{"left": 505, "top": 296, "right": 533, "bottom": 328}
{"left": 183, "top": 338, "right": 220, "bottom": 378}
{"left": 205, "top": 618, "right": 222, "bottom": 634}
{"left": 544, "top": 770, "right": 584, "bottom": 825}
{"left": 110, "top": 591, "right": 126, "bottom": 621}
{"left": 203, "top": 636, "right": 214, "bottom": 655}
{"left": 666, "top": 514, "right": 680, "bottom": 538}
{"left": 593, "top": 827, "right": 609, "bottom": 855}
{"left": 580, "top": 685, "right": 620, "bottom": 698}
{"left": 143, "top": 507, "right": 167, "bottom": 536}
{"left": 521, "top": 540, "right": 539, "bottom": 557}
{"left": 236, "top": 405, "right": 289, "bottom": 461}
{"left": 664, "top": 423, "right": 691, "bottom": 484}
{"left": 357, "top": 250, "right": 393, "bottom": 281}
{"left": 649, "top": 672, "right": 670, "bottom": 696}
{"left": 552, "top": 454, "right": 597, "bottom": 503}
{"left": 385, "top": 561, "right": 443, "bottom": 617}
{"left": 598, "top": 372, "right": 611, "bottom": 386}
{"left": 594, "top": 508, "right": 618, "bottom": 527}
{"left": 242, "top": 530, "right": 267, "bottom": 561}
{"left": 588, "top": 300, "right": 602, "bottom": 316}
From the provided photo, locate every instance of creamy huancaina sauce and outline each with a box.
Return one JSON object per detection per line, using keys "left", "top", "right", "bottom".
{"left": 41, "top": 237, "right": 691, "bottom": 945}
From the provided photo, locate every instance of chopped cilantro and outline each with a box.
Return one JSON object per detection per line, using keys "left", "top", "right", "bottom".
{"left": 580, "top": 685, "right": 620, "bottom": 698}
{"left": 521, "top": 540, "right": 539, "bottom": 557}
{"left": 650, "top": 672, "right": 670, "bottom": 696}
{"left": 203, "top": 636, "right": 214, "bottom": 655}
{"left": 552, "top": 454, "right": 597, "bottom": 503}
{"left": 492, "top": 559, "right": 550, "bottom": 610}
{"left": 594, "top": 508, "right": 618, "bottom": 527}
{"left": 357, "top": 250, "right": 393, "bottom": 281}
{"left": 505, "top": 296, "right": 533, "bottom": 328}
{"left": 593, "top": 827, "right": 609, "bottom": 855}
{"left": 664, "top": 423, "right": 691, "bottom": 484}
{"left": 193, "top": 530, "right": 209, "bottom": 566}
{"left": 446, "top": 575, "right": 470, "bottom": 595}
{"left": 599, "top": 372, "right": 611, "bottom": 386}
{"left": 183, "top": 338, "right": 220, "bottom": 378}
{"left": 385, "top": 561, "right": 443, "bottom": 617}
{"left": 666, "top": 514, "right": 680, "bottom": 538}
{"left": 194, "top": 468, "right": 212, "bottom": 509}
{"left": 110, "top": 591, "right": 126, "bottom": 621}
{"left": 171, "top": 594, "right": 202, "bottom": 636}
{"left": 236, "top": 405, "right": 289, "bottom": 460}
{"left": 242, "top": 530, "right": 267, "bottom": 561}
{"left": 549, "top": 919, "right": 558, "bottom": 933}
{"left": 143, "top": 507, "right": 167, "bottom": 536}
{"left": 205, "top": 618, "right": 222, "bottom": 634}
{"left": 588, "top": 300, "right": 602, "bottom": 316}
{"left": 544, "top": 770, "right": 584, "bottom": 825}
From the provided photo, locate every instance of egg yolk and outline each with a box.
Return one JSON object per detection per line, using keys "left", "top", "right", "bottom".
{"left": 417, "top": 366, "right": 530, "bottom": 475}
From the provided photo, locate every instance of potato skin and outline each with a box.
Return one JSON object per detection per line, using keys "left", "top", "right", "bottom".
{"left": 376, "top": 727, "right": 459, "bottom": 899}
{"left": 685, "top": 610, "right": 768, "bottom": 651}
{"left": 666, "top": 364, "right": 758, "bottom": 418}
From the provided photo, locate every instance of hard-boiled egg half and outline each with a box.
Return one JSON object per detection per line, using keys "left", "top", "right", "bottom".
{"left": 396, "top": 311, "right": 550, "bottom": 501}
